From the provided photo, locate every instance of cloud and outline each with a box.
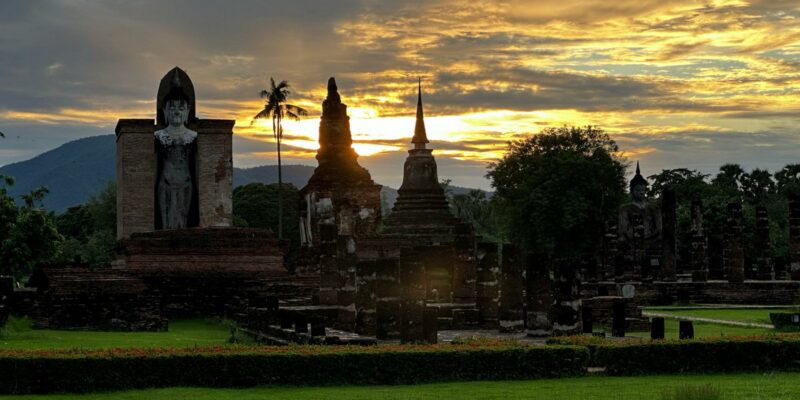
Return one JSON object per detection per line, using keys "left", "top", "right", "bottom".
{"left": 0, "top": 0, "right": 798, "bottom": 192}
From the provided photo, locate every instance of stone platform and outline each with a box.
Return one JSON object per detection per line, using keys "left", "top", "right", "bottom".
{"left": 583, "top": 280, "right": 800, "bottom": 306}
{"left": 115, "top": 227, "right": 294, "bottom": 317}
{"left": 29, "top": 266, "right": 166, "bottom": 331}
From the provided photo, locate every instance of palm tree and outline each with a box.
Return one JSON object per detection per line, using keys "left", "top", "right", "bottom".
{"left": 252, "top": 78, "right": 308, "bottom": 240}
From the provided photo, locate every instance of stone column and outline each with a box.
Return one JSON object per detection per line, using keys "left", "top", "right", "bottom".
{"left": 724, "top": 202, "right": 745, "bottom": 283}
{"left": 631, "top": 213, "right": 645, "bottom": 281}
{"left": 374, "top": 257, "right": 401, "bottom": 340}
{"left": 789, "top": 197, "right": 800, "bottom": 280}
{"left": 498, "top": 244, "right": 525, "bottom": 333}
{"left": 551, "top": 258, "right": 582, "bottom": 336}
{"left": 399, "top": 255, "right": 429, "bottom": 343}
{"left": 525, "top": 252, "right": 553, "bottom": 337}
{"left": 115, "top": 119, "right": 156, "bottom": 239}
{"left": 661, "top": 187, "right": 677, "bottom": 281}
{"left": 602, "top": 224, "right": 618, "bottom": 281}
{"left": 476, "top": 242, "right": 500, "bottom": 328}
{"left": 755, "top": 206, "right": 774, "bottom": 280}
{"left": 690, "top": 199, "right": 709, "bottom": 282}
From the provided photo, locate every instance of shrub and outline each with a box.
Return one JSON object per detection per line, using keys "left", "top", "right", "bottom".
{"left": 594, "top": 336, "right": 800, "bottom": 375}
{"left": 660, "top": 384, "right": 722, "bottom": 400}
{"left": 0, "top": 344, "right": 588, "bottom": 394}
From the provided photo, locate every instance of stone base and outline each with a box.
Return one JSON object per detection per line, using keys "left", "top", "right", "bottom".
{"left": 30, "top": 266, "right": 166, "bottom": 331}
{"left": 116, "top": 227, "right": 301, "bottom": 317}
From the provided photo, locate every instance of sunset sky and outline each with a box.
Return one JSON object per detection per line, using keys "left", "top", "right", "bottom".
{"left": 0, "top": 0, "right": 798, "bottom": 190}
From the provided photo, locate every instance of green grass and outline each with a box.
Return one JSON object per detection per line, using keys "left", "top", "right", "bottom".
{"left": 4, "top": 372, "right": 800, "bottom": 399}
{"left": 644, "top": 308, "right": 793, "bottom": 325}
{"left": 627, "top": 318, "right": 774, "bottom": 339}
{"left": 0, "top": 317, "right": 254, "bottom": 350}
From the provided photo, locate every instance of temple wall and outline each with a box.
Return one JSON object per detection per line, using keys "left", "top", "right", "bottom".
{"left": 196, "top": 119, "right": 233, "bottom": 227}
{"left": 116, "top": 119, "right": 156, "bottom": 239}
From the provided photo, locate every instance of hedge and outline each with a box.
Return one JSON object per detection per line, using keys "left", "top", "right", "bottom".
{"left": 594, "top": 336, "right": 800, "bottom": 375}
{"left": 0, "top": 343, "right": 588, "bottom": 394}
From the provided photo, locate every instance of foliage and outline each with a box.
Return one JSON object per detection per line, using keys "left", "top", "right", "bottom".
{"left": 487, "top": 126, "right": 626, "bottom": 257}
{"left": 0, "top": 344, "right": 587, "bottom": 394}
{"left": 252, "top": 78, "right": 308, "bottom": 240}
{"left": 660, "top": 384, "right": 722, "bottom": 400}
{"left": 54, "top": 182, "right": 116, "bottom": 267}
{"left": 448, "top": 189, "right": 502, "bottom": 240}
{"left": 0, "top": 176, "right": 62, "bottom": 280}
{"left": 593, "top": 335, "right": 800, "bottom": 375}
{"left": 232, "top": 182, "right": 300, "bottom": 247}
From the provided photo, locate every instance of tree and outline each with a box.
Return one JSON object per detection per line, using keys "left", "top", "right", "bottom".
{"left": 252, "top": 78, "right": 308, "bottom": 240}
{"left": 711, "top": 163, "right": 745, "bottom": 198}
{"left": 55, "top": 182, "right": 117, "bottom": 267}
{"left": 449, "top": 189, "right": 501, "bottom": 240}
{"left": 487, "top": 126, "right": 626, "bottom": 257}
{"left": 774, "top": 164, "right": 800, "bottom": 197}
{"left": 0, "top": 177, "right": 62, "bottom": 279}
{"left": 740, "top": 168, "right": 775, "bottom": 205}
{"left": 233, "top": 182, "right": 300, "bottom": 247}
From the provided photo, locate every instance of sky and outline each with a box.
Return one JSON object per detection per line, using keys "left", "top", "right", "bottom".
{"left": 0, "top": 0, "right": 798, "bottom": 190}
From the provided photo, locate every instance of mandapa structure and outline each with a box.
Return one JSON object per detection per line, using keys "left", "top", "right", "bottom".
{"left": 28, "top": 68, "right": 311, "bottom": 331}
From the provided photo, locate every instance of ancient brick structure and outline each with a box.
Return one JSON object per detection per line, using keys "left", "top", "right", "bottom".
{"left": 498, "top": 245, "right": 524, "bottom": 333}
{"left": 551, "top": 259, "right": 582, "bottom": 336}
{"left": 754, "top": 206, "right": 774, "bottom": 280}
{"left": 116, "top": 67, "right": 232, "bottom": 239}
{"left": 724, "top": 202, "right": 745, "bottom": 283}
{"left": 116, "top": 228, "right": 293, "bottom": 316}
{"left": 660, "top": 186, "right": 677, "bottom": 281}
{"left": 525, "top": 252, "right": 553, "bottom": 337}
{"left": 689, "top": 199, "right": 709, "bottom": 282}
{"left": 29, "top": 264, "right": 166, "bottom": 331}
{"left": 476, "top": 242, "right": 501, "bottom": 328}
{"left": 789, "top": 197, "right": 800, "bottom": 280}
{"left": 298, "top": 77, "right": 382, "bottom": 250}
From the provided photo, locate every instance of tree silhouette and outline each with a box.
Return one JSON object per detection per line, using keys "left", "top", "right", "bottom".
{"left": 252, "top": 78, "right": 308, "bottom": 240}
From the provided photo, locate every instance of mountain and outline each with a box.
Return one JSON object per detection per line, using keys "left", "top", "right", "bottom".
{"left": 0, "top": 135, "right": 488, "bottom": 213}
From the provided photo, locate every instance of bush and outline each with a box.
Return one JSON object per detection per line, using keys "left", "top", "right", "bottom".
{"left": 660, "top": 384, "right": 722, "bottom": 400}
{"left": 594, "top": 336, "right": 800, "bottom": 375}
{"left": 0, "top": 343, "right": 588, "bottom": 394}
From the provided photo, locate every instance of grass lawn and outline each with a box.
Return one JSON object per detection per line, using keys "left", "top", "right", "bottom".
{"left": 0, "top": 317, "right": 254, "bottom": 350}
{"left": 643, "top": 307, "right": 795, "bottom": 325}
{"left": 627, "top": 318, "right": 774, "bottom": 339}
{"left": 3, "top": 372, "right": 800, "bottom": 399}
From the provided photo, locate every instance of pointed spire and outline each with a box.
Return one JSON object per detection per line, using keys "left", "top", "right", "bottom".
{"left": 631, "top": 160, "right": 648, "bottom": 189}
{"left": 412, "top": 77, "right": 429, "bottom": 148}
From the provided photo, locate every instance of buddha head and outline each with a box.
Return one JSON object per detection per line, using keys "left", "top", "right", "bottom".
{"left": 630, "top": 162, "right": 648, "bottom": 203}
{"left": 162, "top": 88, "right": 191, "bottom": 128}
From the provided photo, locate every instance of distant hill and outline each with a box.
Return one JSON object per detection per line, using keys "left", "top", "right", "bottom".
{"left": 0, "top": 134, "right": 488, "bottom": 213}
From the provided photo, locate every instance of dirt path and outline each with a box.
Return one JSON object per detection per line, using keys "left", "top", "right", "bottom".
{"left": 641, "top": 311, "right": 774, "bottom": 329}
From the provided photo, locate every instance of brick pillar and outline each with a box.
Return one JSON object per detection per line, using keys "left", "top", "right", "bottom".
{"left": 755, "top": 206, "right": 774, "bottom": 280}
{"left": 399, "top": 255, "right": 430, "bottom": 343}
{"left": 476, "top": 242, "right": 500, "bottom": 328}
{"left": 724, "top": 202, "right": 745, "bottom": 283}
{"left": 195, "top": 120, "right": 233, "bottom": 227}
{"left": 115, "top": 119, "right": 156, "bottom": 239}
{"left": 789, "top": 197, "right": 800, "bottom": 280}
{"left": 631, "top": 213, "right": 645, "bottom": 281}
{"left": 689, "top": 199, "right": 709, "bottom": 282}
{"left": 525, "top": 252, "right": 552, "bottom": 337}
{"left": 498, "top": 244, "right": 525, "bottom": 332}
{"left": 371, "top": 256, "right": 400, "bottom": 340}
{"left": 551, "top": 258, "right": 582, "bottom": 336}
{"left": 602, "top": 224, "right": 617, "bottom": 281}
{"left": 354, "top": 258, "right": 377, "bottom": 336}
{"left": 661, "top": 187, "right": 677, "bottom": 281}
